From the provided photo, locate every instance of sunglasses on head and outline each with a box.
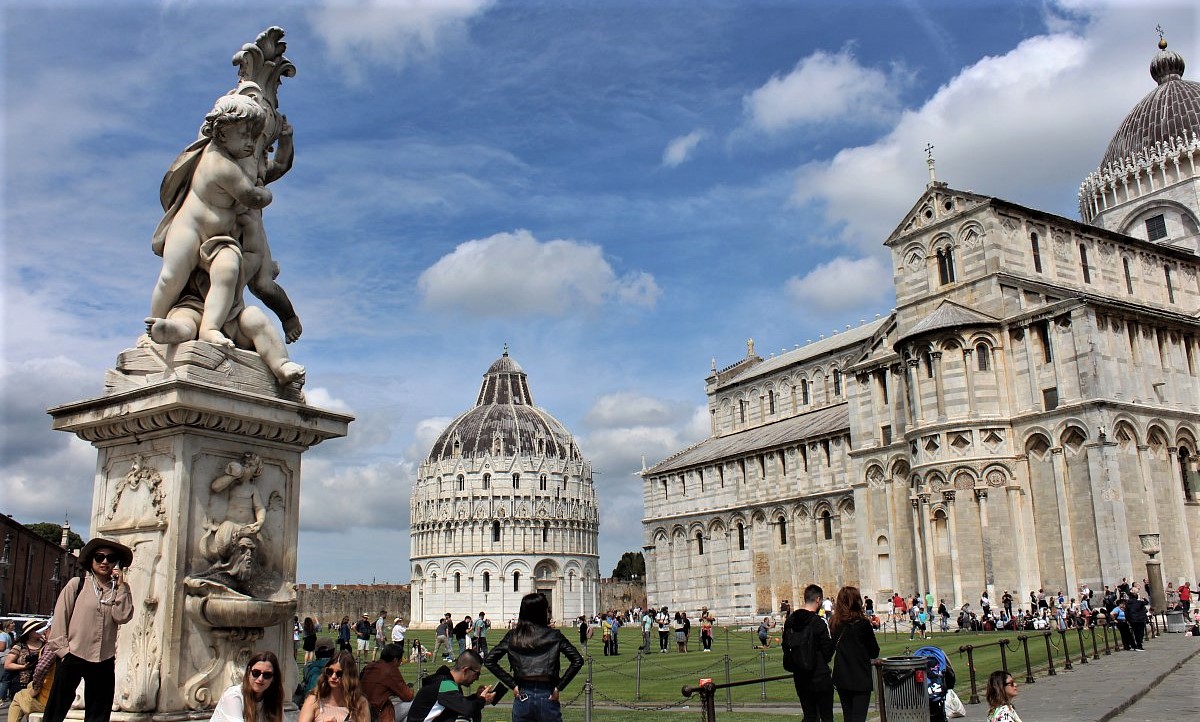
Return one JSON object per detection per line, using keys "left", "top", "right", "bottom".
{"left": 93, "top": 552, "right": 120, "bottom": 564}
{"left": 250, "top": 669, "right": 274, "bottom": 680}
{"left": 325, "top": 669, "right": 343, "bottom": 679}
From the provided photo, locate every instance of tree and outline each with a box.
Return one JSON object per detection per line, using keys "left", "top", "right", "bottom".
{"left": 611, "top": 551, "right": 645, "bottom": 581}
{"left": 26, "top": 522, "right": 84, "bottom": 551}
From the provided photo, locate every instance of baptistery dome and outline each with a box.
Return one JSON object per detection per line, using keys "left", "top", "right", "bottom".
{"left": 1079, "top": 37, "right": 1200, "bottom": 249}
{"left": 409, "top": 349, "right": 599, "bottom": 627}
{"left": 426, "top": 350, "right": 583, "bottom": 463}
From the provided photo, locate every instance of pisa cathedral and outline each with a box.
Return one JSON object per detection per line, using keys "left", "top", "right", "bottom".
{"left": 409, "top": 350, "right": 600, "bottom": 626}
{"left": 642, "top": 39, "right": 1200, "bottom": 619}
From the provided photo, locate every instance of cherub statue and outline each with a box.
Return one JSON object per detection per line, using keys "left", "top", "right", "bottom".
{"left": 146, "top": 92, "right": 303, "bottom": 391}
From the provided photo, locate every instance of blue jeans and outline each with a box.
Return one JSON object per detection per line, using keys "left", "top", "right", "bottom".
{"left": 513, "top": 681, "right": 561, "bottom": 722}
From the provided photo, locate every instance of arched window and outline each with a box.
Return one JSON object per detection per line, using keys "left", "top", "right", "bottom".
{"left": 1030, "top": 233, "right": 1042, "bottom": 273}
{"left": 512, "top": 473, "right": 520, "bottom": 488}
{"left": 457, "top": 474, "right": 465, "bottom": 491}
{"left": 800, "top": 379, "right": 810, "bottom": 405}
{"left": 821, "top": 511, "right": 833, "bottom": 540}
{"left": 768, "top": 390, "right": 776, "bottom": 415}
{"left": 482, "top": 472, "right": 491, "bottom": 489}
{"left": 1079, "top": 243, "right": 1092, "bottom": 284}
{"left": 778, "top": 516, "right": 788, "bottom": 546}
{"left": 542, "top": 522, "right": 550, "bottom": 543}
{"left": 832, "top": 369, "right": 843, "bottom": 397}
{"left": 937, "top": 246, "right": 956, "bottom": 285}
{"left": 975, "top": 343, "right": 990, "bottom": 371}
{"left": 491, "top": 521, "right": 501, "bottom": 542}
{"left": 513, "top": 571, "right": 521, "bottom": 592}
{"left": 661, "top": 479, "right": 668, "bottom": 499}
{"left": 1123, "top": 257, "right": 1134, "bottom": 294}
{"left": 696, "top": 532, "right": 705, "bottom": 555}
{"left": 540, "top": 474, "right": 548, "bottom": 491}
{"left": 736, "top": 523, "right": 746, "bottom": 551}
{"left": 454, "top": 572, "right": 461, "bottom": 593}
{"left": 483, "top": 571, "right": 491, "bottom": 592}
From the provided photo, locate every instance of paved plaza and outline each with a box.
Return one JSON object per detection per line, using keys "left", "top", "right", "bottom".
{"left": 955, "top": 633, "right": 1199, "bottom": 722}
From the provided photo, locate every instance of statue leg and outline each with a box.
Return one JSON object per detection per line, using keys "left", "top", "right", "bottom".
{"left": 237, "top": 307, "right": 304, "bottom": 387}
{"left": 149, "top": 230, "right": 201, "bottom": 320}
{"left": 146, "top": 307, "right": 200, "bottom": 345}
{"left": 198, "top": 247, "right": 240, "bottom": 349}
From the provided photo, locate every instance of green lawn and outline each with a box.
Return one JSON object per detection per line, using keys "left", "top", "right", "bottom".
{"left": 297, "top": 621, "right": 1111, "bottom": 715}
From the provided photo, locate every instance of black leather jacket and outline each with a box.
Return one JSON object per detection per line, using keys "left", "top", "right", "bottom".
{"left": 483, "top": 625, "right": 584, "bottom": 691}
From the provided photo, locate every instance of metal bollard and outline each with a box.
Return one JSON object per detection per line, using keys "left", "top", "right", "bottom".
{"left": 1043, "top": 632, "right": 1056, "bottom": 676}
{"left": 1057, "top": 629, "right": 1073, "bottom": 670}
{"left": 634, "top": 650, "right": 642, "bottom": 701}
{"left": 760, "top": 650, "right": 768, "bottom": 701}
{"left": 724, "top": 654, "right": 733, "bottom": 712}
{"left": 583, "top": 656, "right": 593, "bottom": 722}
{"left": 960, "top": 645, "right": 980, "bottom": 705}
{"left": 1017, "top": 634, "right": 1035, "bottom": 683}
{"left": 1075, "top": 626, "right": 1088, "bottom": 664}
{"left": 1102, "top": 624, "right": 1112, "bottom": 655}
{"left": 999, "top": 638, "right": 1011, "bottom": 674}
{"left": 1089, "top": 625, "right": 1100, "bottom": 660}
{"left": 682, "top": 681, "right": 717, "bottom": 722}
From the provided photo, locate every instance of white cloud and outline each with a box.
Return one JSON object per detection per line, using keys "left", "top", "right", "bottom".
{"left": 662, "top": 130, "right": 707, "bottom": 167}
{"left": 308, "top": 0, "right": 494, "bottom": 79}
{"left": 786, "top": 255, "right": 894, "bottom": 313}
{"left": 409, "top": 416, "right": 453, "bottom": 460}
{"left": 298, "top": 457, "right": 415, "bottom": 532}
{"left": 417, "top": 229, "right": 659, "bottom": 317}
{"left": 744, "top": 49, "right": 903, "bottom": 133}
{"left": 789, "top": 5, "right": 1187, "bottom": 251}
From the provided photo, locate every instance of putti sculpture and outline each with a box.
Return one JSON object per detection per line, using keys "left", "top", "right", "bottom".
{"left": 50, "top": 27, "right": 352, "bottom": 719}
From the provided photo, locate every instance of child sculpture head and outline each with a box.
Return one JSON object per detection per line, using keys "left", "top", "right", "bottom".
{"left": 202, "top": 94, "right": 265, "bottom": 159}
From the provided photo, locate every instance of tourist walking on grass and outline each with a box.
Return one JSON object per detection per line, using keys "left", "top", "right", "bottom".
{"left": 699, "top": 609, "right": 714, "bottom": 652}
{"left": 782, "top": 584, "right": 834, "bottom": 722}
{"left": 210, "top": 652, "right": 283, "bottom": 722}
{"left": 985, "top": 670, "right": 1023, "bottom": 722}
{"left": 302, "top": 618, "right": 318, "bottom": 662}
{"left": 656, "top": 607, "right": 671, "bottom": 652}
{"left": 484, "top": 592, "right": 584, "bottom": 722}
{"left": 298, "top": 651, "right": 369, "bottom": 722}
{"left": 829, "top": 586, "right": 879, "bottom": 722}
{"left": 41, "top": 539, "right": 134, "bottom": 722}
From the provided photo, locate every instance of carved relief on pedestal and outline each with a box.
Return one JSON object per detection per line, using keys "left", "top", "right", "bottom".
{"left": 106, "top": 454, "right": 168, "bottom": 530}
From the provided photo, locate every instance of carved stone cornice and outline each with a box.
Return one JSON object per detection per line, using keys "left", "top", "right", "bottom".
{"left": 49, "top": 376, "right": 352, "bottom": 448}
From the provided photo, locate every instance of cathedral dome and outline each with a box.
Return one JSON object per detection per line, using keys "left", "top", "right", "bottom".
{"left": 426, "top": 350, "right": 582, "bottom": 463}
{"left": 1097, "top": 39, "right": 1200, "bottom": 172}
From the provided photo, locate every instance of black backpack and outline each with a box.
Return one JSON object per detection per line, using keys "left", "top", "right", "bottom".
{"left": 782, "top": 616, "right": 818, "bottom": 673}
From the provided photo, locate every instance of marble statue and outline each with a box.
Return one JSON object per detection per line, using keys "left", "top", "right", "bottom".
{"left": 145, "top": 26, "right": 304, "bottom": 395}
{"left": 192, "top": 453, "right": 267, "bottom": 595}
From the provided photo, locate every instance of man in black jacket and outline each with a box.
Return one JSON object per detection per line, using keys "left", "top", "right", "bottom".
{"left": 407, "top": 651, "right": 495, "bottom": 722}
{"left": 783, "top": 584, "right": 835, "bottom": 722}
{"left": 1125, "top": 594, "right": 1149, "bottom": 650}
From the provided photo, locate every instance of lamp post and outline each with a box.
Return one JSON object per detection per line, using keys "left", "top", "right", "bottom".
{"left": 1137, "top": 533, "right": 1166, "bottom": 612}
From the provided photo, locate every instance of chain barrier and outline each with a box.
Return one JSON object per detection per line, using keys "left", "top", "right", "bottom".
{"left": 590, "top": 688, "right": 696, "bottom": 712}
{"left": 555, "top": 684, "right": 589, "bottom": 708}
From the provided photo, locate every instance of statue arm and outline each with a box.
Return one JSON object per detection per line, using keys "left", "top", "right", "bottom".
{"left": 263, "top": 118, "right": 293, "bottom": 185}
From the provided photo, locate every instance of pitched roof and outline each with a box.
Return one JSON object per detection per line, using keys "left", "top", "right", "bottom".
{"left": 644, "top": 403, "right": 849, "bottom": 476}
{"left": 901, "top": 300, "right": 998, "bottom": 340}
{"left": 721, "top": 318, "right": 889, "bottom": 388}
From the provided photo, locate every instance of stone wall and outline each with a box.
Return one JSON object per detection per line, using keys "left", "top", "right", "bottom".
{"left": 296, "top": 584, "right": 411, "bottom": 627}
{"left": 599, "top": 578, "right": 646, "bottom": 612}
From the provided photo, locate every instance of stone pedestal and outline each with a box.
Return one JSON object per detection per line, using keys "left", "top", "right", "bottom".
{"left": 1145, "top": 560, "right": 1166, "bottom": 613}
{"left": 49, "top": 340, "right": 351, "bottom": 721}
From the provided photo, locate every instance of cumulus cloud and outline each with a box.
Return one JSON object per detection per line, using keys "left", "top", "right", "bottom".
{"left": 298, "top": 457, "right": 416, "bottom": 532}
{"left": 662, "top": 130, "right": 707, "bottom": 167}
{"left": 409, "top": 416, "right": 453, "bottom": 460}
{"left": 744, "top": 49, "right": 903, "bottom": 133}
{"left": 786, "top": 255, "right": 894, "bottom": 313}
{"left": 308, "top": 0, "right": 494, "bottom": 79}
{"left": 789, "top": 5, "right": 1185, "bottom": 252}
{"left": 417, "top": 230, "right": 659, "bottom": 317}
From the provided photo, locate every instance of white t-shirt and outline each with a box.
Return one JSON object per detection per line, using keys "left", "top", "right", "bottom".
{"left": 391, "top": 623, "right": 406, "bottom": 642}
{"left": 211, "top": 685, "right": 261, "bottom": 722}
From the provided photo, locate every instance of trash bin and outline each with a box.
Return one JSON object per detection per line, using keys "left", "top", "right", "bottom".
{"left": 1165, "top": 610, "right": 1187, "bottom": 633}
{"left": 880, "top": 656, "right": 931, "bottom": 722}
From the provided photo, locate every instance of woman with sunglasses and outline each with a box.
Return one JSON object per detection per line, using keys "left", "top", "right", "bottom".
{"left": 42, "top": 538, "right": 134, "bottom": 722}
{"left": 298, "top": 651, "right": 369, "bottom": 722}
{"left": 211, "top": 652, "right": 283, "bottom": 722}
{"left": 985, "top": 670, "right": 1023, "bottom": 722}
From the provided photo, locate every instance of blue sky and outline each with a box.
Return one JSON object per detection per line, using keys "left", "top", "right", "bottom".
{"left": 2, "top": 0, "right": 1195, "bottom": 585}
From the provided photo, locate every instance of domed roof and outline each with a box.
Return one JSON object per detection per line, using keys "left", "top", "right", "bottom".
{"left": 1097, "top": 38, "right": 1200, "bottom": 171}
{"left": 426, "top": 349, "right": 582, "bottom": 463}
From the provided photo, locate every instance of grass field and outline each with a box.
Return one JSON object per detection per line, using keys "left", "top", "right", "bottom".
{"left": 297, "top": 621, "right": 1111, "bottom": 717}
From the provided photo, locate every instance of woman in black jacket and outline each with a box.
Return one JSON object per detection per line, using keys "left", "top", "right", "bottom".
{"left": 484, "top": 592, "right": 584, "bottom": 722}
{"left": 829, "top": 586, "right": 880, "bottom": 722}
